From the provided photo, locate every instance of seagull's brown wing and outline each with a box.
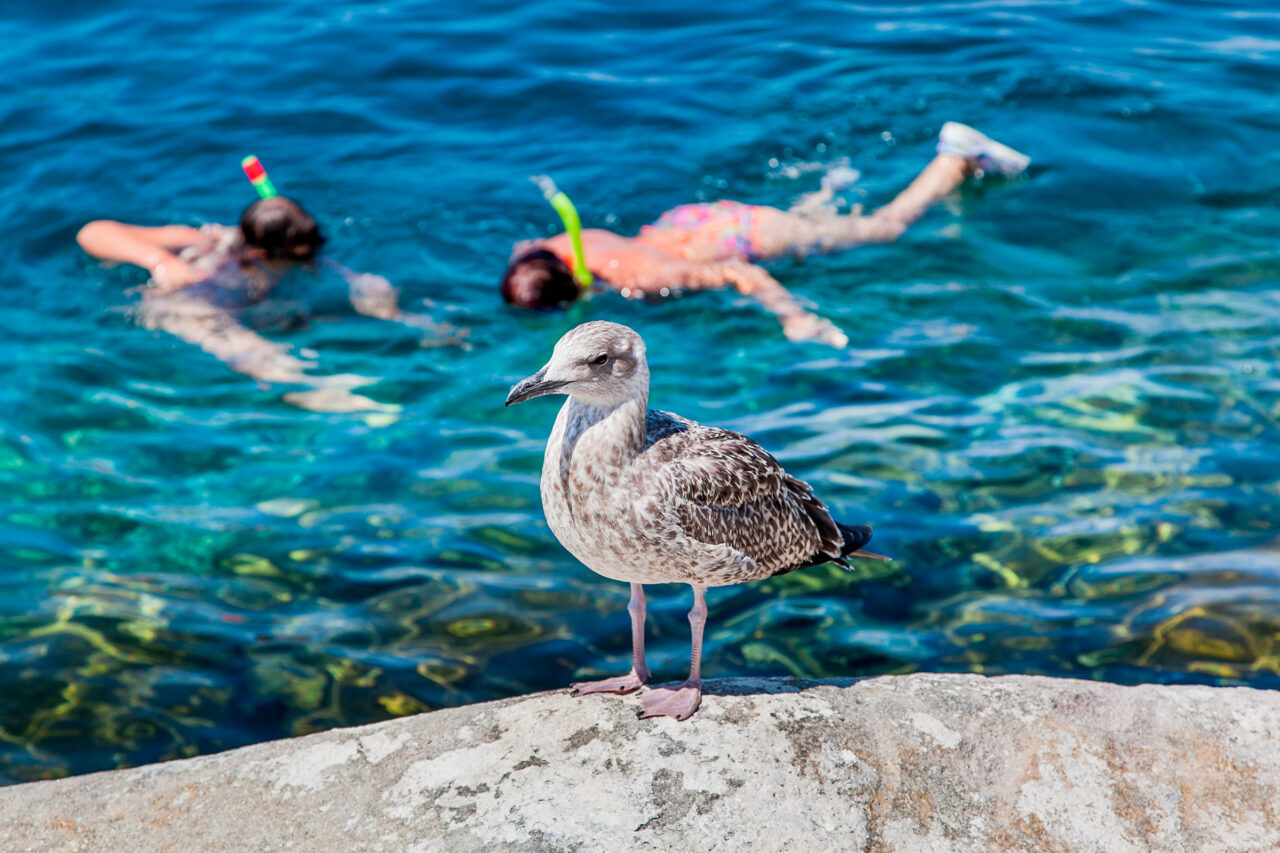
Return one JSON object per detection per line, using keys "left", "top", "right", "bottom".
{"left": 639, "top": 411, "right": 844, "bottom": 578}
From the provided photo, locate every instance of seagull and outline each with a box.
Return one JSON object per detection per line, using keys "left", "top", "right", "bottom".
{"left": 506, "top": 320, "right": 886, "bottom": 720}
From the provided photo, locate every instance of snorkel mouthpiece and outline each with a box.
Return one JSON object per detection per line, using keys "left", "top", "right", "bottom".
{"left": 532, "top": 175, "right": 593, "bottom": 287}
{"left": 241, "top": 155, "right": 279, "bottom": 200}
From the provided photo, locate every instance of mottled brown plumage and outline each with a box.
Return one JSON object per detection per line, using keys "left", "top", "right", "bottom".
{"left": 638, "top": 409, "right": 873, "bottom": 583}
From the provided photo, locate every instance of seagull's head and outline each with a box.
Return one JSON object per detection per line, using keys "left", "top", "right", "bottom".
{"left": 506, "top": 321, "right": 648, "bottom": 408}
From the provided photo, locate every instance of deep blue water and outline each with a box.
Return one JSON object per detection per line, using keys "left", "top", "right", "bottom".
{"left": 3, "top": 0, "right": 1280, "bottom": 783}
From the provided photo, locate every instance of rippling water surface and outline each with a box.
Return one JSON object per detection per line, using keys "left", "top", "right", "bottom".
{"left": 3, "top": 0, "right": 1280, "bottom": 782}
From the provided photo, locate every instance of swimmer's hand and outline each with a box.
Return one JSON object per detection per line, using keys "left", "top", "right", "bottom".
{"left": 398, "top": 312, "right": 472, "bottom": 350}
{"left": 783, "top": 313, "right": 849, "bottom": 349}
{"left": 333, "top": 262, "right": 468, "bottom": 348}
{"left": 347, "top": 272, "right": 400, "bottom": 320}
{"left": 150, "top": 257, "right": 207, "bottom": 291}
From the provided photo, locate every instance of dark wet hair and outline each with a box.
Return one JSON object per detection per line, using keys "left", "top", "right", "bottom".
{"left": 239, "top": 196, "right": 325, "bottom": 260}
{"left": 500, "top": 248, "right": 582, "bottom": 309}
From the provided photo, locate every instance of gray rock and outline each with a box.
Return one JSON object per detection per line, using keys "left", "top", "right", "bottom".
{"left": 2, "top": 673, "right": 1279, "bottom": 852}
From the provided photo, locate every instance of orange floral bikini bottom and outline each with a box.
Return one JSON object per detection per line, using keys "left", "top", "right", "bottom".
{"left": 638, "top": 200, "right": 765, "bottom": 261}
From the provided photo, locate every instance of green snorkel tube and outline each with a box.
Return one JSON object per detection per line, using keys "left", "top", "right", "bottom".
{"left": 532, "top": 176, "right": 593, "bottom": 291}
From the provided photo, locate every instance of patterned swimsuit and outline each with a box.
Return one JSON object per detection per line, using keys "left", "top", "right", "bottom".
{"left": 637, "top": 200, "right": 765, "bottom": 261}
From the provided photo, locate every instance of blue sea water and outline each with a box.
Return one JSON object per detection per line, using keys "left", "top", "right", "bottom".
{"left": 3, "top": 0, "right": 1280, "bottom": 782}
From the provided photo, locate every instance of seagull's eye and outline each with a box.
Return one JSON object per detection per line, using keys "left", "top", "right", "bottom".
{"left": 591, "top": 354, "right": 609, "bottom": 366}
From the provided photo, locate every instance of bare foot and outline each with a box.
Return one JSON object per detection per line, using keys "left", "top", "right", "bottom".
{"left": 638, "top": 683, "right": 701, "bottom": 721}
{"left": 318, "top": 373, "right": 380, "bottom": 390}
{"left": 571, "top": 669, "right": 648, "bottom": 696}
{"left": 283, "top": 387, "right": 401, "bottom": 414}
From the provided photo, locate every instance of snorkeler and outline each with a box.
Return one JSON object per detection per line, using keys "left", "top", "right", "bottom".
{"left": 77, "top": 157, "right": 447, "bottom": 413}
{"left": 501, "top": 122, "right": 1030, "bottom": 348}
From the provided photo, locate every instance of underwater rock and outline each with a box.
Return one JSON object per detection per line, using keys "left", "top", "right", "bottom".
{"left": 1, "top": 673, "right": 1279, "bottom": 851}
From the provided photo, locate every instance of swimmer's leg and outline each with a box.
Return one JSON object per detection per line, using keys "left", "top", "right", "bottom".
{"left": 138, "top": 298, "right": 395, "bottom": 413}
{"left": 755, "top": 124, "right": 1029, "bottom": 258}
{"left": 788, "top": 163, "right": 862, "bottom": 218}
{"left": 752, "top": 156, "right": 964, "bottom": 256}
{"left": 139, "top": 300, "right": 317, "bottom": 384}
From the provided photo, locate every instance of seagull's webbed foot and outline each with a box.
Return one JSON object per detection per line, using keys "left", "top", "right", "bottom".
{"left": 571, "top": 669, "right": 648, "bottom": 696}
{"left": 638, "top": 682, "right": 702, "bottom": 721}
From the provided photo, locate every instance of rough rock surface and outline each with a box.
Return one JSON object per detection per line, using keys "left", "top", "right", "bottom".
{"left": 2, "top": 673, "right": 1279, "bottom": 852}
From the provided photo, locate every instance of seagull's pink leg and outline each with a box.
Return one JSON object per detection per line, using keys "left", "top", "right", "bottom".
{"left": 572, "top": 583, "right": 652, "bottom": 696}
{"left": 639, "top": 585, "right": 706, "bottom": 721}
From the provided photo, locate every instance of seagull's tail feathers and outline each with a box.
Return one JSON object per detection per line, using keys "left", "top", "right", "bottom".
{"left": 832, "top": 523, "right": 890, "bottom": 567}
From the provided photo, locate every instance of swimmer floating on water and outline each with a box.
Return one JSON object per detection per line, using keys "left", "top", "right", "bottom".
{"left": 501, "top": 122, "right": 1030, "bottom": 348}
{"left": 77, "top": 157, "right": 451, "bottom": 413}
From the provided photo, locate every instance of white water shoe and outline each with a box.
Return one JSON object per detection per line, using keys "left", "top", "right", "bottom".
{"left": 937, "top": 121, "right": 1030, "bottom": 177}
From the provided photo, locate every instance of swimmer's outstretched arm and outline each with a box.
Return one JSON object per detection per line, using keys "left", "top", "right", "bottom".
{"left": 77, "top": 220, "right": 208, "bottom": 290}
{"left": 330, "top": 261, "right": 466, "bottom": 344}
{"left": 631, "top": 259, "right": 849, "bottom": 348}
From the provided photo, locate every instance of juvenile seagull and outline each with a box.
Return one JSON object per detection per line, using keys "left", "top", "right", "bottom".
{"left": 506, "top": 321, "right": 885, "bottom": 721}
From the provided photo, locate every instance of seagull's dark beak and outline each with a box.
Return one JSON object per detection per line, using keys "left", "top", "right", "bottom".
{"left": 506, "top": 368, "right": 568, "bottom": 406}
